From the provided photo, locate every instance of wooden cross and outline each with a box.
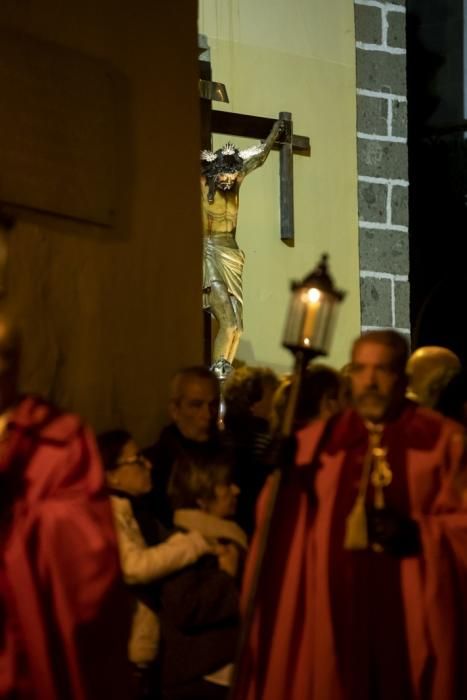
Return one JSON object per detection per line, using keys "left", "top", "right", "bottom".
{"left": 199, "top": 37, "right": 311, "bottom": 365}
{"left": 199, "top": 38, "right": 311, "bottom": 244}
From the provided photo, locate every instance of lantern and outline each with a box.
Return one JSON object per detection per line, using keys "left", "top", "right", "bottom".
{"left": 282, "top": 254, "right": 345, "bottom": 357}
{"left": 279, "top": 254, "right": 345, "bottom": 436}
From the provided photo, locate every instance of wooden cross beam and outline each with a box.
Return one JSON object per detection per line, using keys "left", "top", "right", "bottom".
{"left": 211, "top": 108, "right": 310, "bottom": 243}
{"left": 198, "top": 37, "right": 310, "bottom": 243}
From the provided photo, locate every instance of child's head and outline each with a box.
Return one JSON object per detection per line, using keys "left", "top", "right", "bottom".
{"left": 168, "top": 450, "right": 239, "bottom": 519}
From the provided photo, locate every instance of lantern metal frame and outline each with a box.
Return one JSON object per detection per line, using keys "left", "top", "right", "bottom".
{"left": 281, "top": 254, "right": 346, "bottom": 437}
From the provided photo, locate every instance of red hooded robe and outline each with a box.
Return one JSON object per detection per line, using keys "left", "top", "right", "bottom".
{"left": 0, "top": 396, "right": 133, "bottom": 699}
{"left": 235, "top": 403, "right": 467, "bottom": 700}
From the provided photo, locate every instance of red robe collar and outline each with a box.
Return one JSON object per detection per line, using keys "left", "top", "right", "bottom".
{"left": 325, "top": 401, "right": 444, "bottom": 454}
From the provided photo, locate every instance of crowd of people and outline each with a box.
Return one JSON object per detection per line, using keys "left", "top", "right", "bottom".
{"left": 2, "top": 311, "right": 467, "bottom": 700}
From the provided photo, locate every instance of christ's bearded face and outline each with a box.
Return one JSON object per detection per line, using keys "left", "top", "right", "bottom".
{"left": 215, "top": 172, "right": 239, "bottom": 191}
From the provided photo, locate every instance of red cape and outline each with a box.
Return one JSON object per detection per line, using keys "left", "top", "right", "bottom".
{"left": 235, "top": 405, "right": 467, "bottom": 700}
{"left": 0, "top": 396, "right": 133, "bottom": 699}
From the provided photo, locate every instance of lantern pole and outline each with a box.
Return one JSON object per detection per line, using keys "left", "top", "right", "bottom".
{"left": 229, "top": 255, "right": 345, "bottom": 700}
{"left": 280, "top": 349, "right": 316, "bottom": 437}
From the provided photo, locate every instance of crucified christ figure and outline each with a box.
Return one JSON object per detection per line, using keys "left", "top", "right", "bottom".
{"left": 201, "top": 120, "right": 282, "bottom": 377}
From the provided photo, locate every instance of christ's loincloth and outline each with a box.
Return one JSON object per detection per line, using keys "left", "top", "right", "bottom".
{"left": 203, "top": 235, "right": 245, "bottom": 318}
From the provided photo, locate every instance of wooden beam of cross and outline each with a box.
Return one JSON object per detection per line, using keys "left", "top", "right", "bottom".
{"left": 198, "top": 38, "right": 310, "bottom": 243}
{"left": 211, "top": 108, "right": 310, "bottom": 243}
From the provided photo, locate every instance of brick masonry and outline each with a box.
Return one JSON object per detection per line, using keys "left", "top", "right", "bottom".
{"left": 354, "top": 0, "right": 410, "bottom": 339}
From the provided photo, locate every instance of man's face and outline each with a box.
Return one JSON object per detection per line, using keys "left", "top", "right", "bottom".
{"left": 215, "top": 172, "right": 238, "bottom": 191}
{"left": 170, "top": 378, "right": 219, "bottom": 442}
{"left": 350, "top": 341, "right": 406, "bottom": 422}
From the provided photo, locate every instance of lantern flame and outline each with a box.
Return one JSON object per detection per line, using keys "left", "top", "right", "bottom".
{"left": 307, "top": 287, "right": 321, "bottom": 303}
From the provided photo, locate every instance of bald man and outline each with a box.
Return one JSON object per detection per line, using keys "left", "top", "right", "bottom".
{"left": 142, "top": 366, "right": 221, "bottom": 529}
{"left": 406, "top": 345, "right": 461, "bottom": 408}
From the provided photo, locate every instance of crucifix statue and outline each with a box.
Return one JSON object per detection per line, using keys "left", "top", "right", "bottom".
{"left": 201, "top": 121, "right": 283, "bottom": 376}
{"left": 199, "top": 36, "right": 310, "bottom": 376}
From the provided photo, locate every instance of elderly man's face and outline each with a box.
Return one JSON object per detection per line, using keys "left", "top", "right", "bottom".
{"left": 170, "top": 378, "right": 219, "bottom": 442}
{"left": 350, "top": 341, "right": 406, "bottom": 423}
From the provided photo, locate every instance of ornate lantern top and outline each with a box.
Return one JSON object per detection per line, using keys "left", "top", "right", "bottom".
{"left": 291, "top": 254, "right": 345, "bottom": 301}
{"left": 283, "top": 253, "right": 346, "bottom": 358}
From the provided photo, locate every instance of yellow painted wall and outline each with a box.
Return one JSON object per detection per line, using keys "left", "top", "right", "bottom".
{"left": 199, "top": 0, "right": 360, "bottom": 372}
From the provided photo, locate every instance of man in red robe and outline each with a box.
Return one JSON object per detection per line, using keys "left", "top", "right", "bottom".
{"left": 234, "top": 330, "right": 467, "bottom": 700}
{"left": 0, "top": 313, "right": 133, "bottom": 699}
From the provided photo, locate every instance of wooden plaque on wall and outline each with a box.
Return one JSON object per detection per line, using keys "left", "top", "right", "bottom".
{"left": 0, "top": 28, "right": 119, "bottom": 226}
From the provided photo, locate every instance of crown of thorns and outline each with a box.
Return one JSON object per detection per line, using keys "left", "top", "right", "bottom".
{"left": 200, "top": 143, "right": 241, "bottom": 176}
{"left": 201, "top": 142, "right": 263, "bottom": 163}
{"left": 201, "top": 142, "right": 264, "bottom": 177}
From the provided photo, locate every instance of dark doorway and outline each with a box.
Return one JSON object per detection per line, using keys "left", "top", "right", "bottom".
{"left": 407, "top": 0, "right": 467, "bottom": 362}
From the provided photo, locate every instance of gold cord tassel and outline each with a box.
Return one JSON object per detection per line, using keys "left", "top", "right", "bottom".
{"left": 344, "top": 496, "right": 368, "bottom": 550}
{"left": 344, "top": 423, "right": 385, "bottom": 551}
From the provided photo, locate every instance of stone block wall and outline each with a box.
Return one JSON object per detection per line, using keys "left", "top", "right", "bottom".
{"left": 354, "top": 0, "right": 410, "bottom": 340}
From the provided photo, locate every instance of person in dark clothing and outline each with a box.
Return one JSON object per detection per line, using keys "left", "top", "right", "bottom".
{"left": 97, "top": 429, "right": 211, "bottom": 700}
{"left": 434, "top": 368, "right": 467, "bottom": 425}
{"left": 158, "top": 451, "right": 247, "bottom": 700}
{"left": 223, "top": 366, "right": 279, "bottom": 534}
{"left": 270, "top": 364, "right": 343, "bottom": 435}
{"left": 141, "top": 366, "right": 221, "bottom": 531}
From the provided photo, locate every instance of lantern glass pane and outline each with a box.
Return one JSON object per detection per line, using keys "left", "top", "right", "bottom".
{"left": 283, "top": 288, "right": 340, "bottom": 354}
{"left": 282, "top": 291, "right": 307, "bottom": 346}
